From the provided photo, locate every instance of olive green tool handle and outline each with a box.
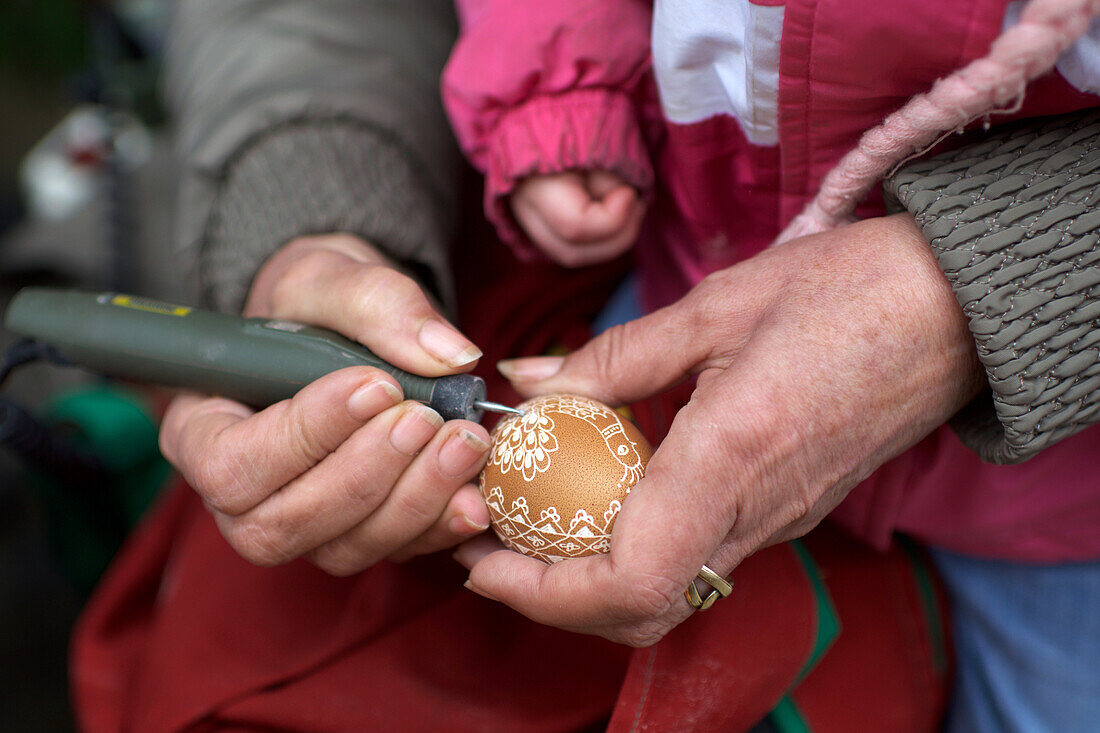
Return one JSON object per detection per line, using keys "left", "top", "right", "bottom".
{"left": 5, "top": 288, "right": 490, "bottom": 422}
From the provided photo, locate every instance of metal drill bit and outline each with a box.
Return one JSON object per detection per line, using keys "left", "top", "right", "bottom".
{"left": 474, "top": 400, "right": 524, "bottom": 417}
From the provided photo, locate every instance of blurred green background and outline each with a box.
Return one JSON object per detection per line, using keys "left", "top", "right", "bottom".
{"left": 0, "top": 3, "right": 175, "bottom": 731}
{"left": 0, "top": 0, "right": 87, "bottom": 231}
{"left": 1, "top": 0, "right": 164, "bottom": 229}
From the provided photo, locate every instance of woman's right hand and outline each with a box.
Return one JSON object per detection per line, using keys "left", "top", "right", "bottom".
{"left": 158, "top": 233, "right": 492, "bottom": 575}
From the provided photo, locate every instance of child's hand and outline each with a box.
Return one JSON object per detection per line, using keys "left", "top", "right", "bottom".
{"left": 510, "top": 170, "right": 646, "bottom": 266}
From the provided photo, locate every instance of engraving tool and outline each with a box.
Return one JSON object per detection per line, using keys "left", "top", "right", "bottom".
{"left": 4, "top": 288, "right": 522, "bottom": 423}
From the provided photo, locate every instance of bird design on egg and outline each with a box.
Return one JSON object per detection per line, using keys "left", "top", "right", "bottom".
{"left": 479, "top": 394, "right": 654, "bottom": 564}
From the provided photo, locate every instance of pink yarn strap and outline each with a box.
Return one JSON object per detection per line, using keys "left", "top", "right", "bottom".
{"left": 773, "top": 0, "right": 1100, "bottom": 246}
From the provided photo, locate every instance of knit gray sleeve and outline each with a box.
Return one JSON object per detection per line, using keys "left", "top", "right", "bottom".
{"left": 885, "top": 109, "right": 1100, "bottom": 464}
{"left": 164, "top": 0, "right": 460, "bottom": 313}
{"left": 199, "top": 119, "right": 453, "bottom": 314}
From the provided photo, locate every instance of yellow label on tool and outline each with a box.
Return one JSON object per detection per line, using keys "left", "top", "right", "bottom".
{"left": 109, "top": 294, "right": 192, "bottom": 317}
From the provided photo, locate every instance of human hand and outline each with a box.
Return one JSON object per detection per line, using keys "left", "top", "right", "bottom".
{"left": 159, "top": 233, "right": 492, "bottom": 575}
{"left": 510, "top": 170, "right": 646, "bottom": 266}
{"left": 455, "top": 214, "right": 986, "bottom": 645}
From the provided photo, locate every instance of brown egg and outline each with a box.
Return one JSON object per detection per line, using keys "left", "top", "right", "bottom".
{"left": 479, "top": 394, "right": 653, "bottom": 564}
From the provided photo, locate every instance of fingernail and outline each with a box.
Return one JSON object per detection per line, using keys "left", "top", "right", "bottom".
{"left": 419, "top": 320, "right": 483, "bottom": 368}
{"left": 439, "top": 429, "right": 490, "bottom": 477}
{"left": 389, "top": 404, "right": 444, "bottom": 455}
{"left": 449, "top": 514, "right": 490, "bottom": 535}
{"left": 347, "top": 379, "right": 402, "bottom": 419}
{"left": 463, "top": 579, "right": 499, "bottom": 602}
{"left": 497, "top": 356, "right": 563, "bottom": 383}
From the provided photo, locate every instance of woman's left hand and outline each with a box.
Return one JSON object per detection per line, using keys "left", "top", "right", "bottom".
{"left": 455, "top": 214, "right": 985, "bottom": 646}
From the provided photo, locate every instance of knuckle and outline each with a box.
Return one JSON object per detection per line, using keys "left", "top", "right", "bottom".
{"left": 282, "top": 401, "right": 333, "bottom": 466}
{"left": 682, "top": 280, "right": 746, "bottom": 351}
{"left": 687, "top": 279, "right": 725, "bottom": 330}
{"left": 359, "top": 266, "right": 421, "bottom": 307}
{"left": 621, "top": 569, "right": 681, "bottom": 620}
{"left": 271, "top": 249, "right": 340, "bottom": 307}
{"left": 779, "top": 485, "right": 828, "bottom": 538}
{"left": 606, "top": 568, "right": 692, "bottom": 648}
{"left": 770, "top": 462, "right": 819, "bottom": 523}
{"left": 607, "top": 205, "right": 631, "bottom": 232}
{"left": 227, "top": 517, "right": 294, "bottom": 567}
{"left": 582, "top": 324, "right": 630, "bottom": 397}
{"left": 753, "top": 481, "right": 819, "bottom": 545}
{"left": 621, "top": 620, "right": 673, "bottom": 648}
{"left": 787, "top": 490, "right": 816, "bottom": 523}
{"left": 346, "top": 267, "right": 433, "bottom": 334}
{"left": 555, "top": 215, "right": 588, "bottom": 243}
{"left": 339, "top": 474, "right": 389, "bottom": 515}
{"left": 697, "top": 265, "right": 740, "bottom": 293}
{"left": 309, "top": 543, "right": 371, "bottom": 577}
{"left": 190, "top": 450, "right": 255, "bottom": 515}
{"left": 388, "top": 488, "right": 442, "bottom": 532}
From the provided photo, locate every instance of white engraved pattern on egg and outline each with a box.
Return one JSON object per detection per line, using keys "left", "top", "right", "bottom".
{"left": 554, "top": 395, "right": 646, "bottom": 490}
{"left": 480, "top": 395, "right": 652, "bottom": 563}
{"left": 489, "top": 408, "right": 559, "bottom": 481}
{"left": 482, "top": 485, "right": 625, "bottom": 563}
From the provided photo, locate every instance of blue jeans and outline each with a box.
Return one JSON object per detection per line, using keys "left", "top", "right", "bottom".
{"left": 590, "top": 274, "right": 643, "bottom": 336}
{"left": 930, "top": 549, "right": 1100, "bottom": 733}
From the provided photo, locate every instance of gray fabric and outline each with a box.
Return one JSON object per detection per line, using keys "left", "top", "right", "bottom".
{"left": 164, "top": 0, "right": 460, "bottom": 312}
{"left": 885, "top": 109, "right": 1100, "bottom": 464}
{"left": 201, "top": 120, "right": 453, "bottom": 313}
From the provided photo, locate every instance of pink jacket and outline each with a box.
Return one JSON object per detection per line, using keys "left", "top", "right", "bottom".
{"left": 443, "top": 0, "right": 1100, "bottom": 562}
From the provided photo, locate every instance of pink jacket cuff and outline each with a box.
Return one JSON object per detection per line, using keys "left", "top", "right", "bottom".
{"left": 483, "top": 88, "right": 655, "bottom": 258}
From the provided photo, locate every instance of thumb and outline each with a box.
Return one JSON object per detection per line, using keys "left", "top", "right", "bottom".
{"left": 498, "top": 300, "right": 705, "bottom": 405}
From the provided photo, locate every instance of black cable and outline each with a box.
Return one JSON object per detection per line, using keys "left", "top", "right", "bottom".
{"left": 0, "top": 336, "right": 126, "bottom": 541}
{"left": 0, "top": 398, "right": 109, "bottom": 489}
{"left": 0, "top": 337, "right": 70, "bottom": 389}
{"left": 89, "top": 6, "right": 137, "bottom": 294}
{"left": 0, "top": 338, "right": 105, "bottom": 489}
{"left": 0, "top": 395, "right": 128, "bottom": 557}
